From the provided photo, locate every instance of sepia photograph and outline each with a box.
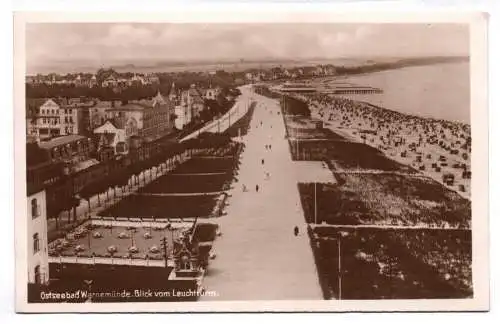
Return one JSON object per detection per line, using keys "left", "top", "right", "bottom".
{"left": 14, "top": 10, "right": 489, "bottom": 312}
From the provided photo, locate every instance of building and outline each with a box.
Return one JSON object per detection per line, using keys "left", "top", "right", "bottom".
{"left": 28, "top": 98, "right": 84, "bottom": 140}
{"left": 32, "top": 99, "right": 63, "bottom": 139}
{"left": 38, "top": 134, "right": 95, "bottom": 165}
{"left": 27, "top": 188, "right": 49, "bottom": 285}
{"left": 89, "top": 100, "right": 122, "bottom": 129}
{"left": 105, "top": 92, "right": 174, "bottom": 144}
{"left": 180, "top": 84, "right": 205, "bottom": 122}
{"left": 174, "top": 104, "right": 190, "bottom": 130}
{"left": 93, "top": 120, "right": 130, "bottom": 156}
{"left": 203, "top": 86, "right": 219, "bottom": 101}
{"left": 102, "top": 76, "right": 118, "bottom": 87}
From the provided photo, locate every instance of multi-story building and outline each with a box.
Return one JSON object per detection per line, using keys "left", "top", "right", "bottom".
{"left": 180, "top": 84, "right": 205, "bottom": 121}
{"left": 105, "top": 91, "right": 174, "bottom": 144}
{"left": 28, "top": 98, "right": 85, "bottom": 140}
{"left": 31, "top": 99, "right": 63, "bottom": 139}
{"left": 89, "top": 100, "right": 122, "bottom": 130}
{"left": 27, "top": 188, "right": 49, "bottom": 285}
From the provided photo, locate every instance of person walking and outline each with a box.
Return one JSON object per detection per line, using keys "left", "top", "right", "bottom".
{"left": 294, "top": 226, "right": 299, "bottom": 236}
{"left": 255, "top": 184, "right": 259, "bottom": 192}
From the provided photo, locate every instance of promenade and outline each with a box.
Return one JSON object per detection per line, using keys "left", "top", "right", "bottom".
{"left": 200, "top": 87, "right": 323, "bottom": 300}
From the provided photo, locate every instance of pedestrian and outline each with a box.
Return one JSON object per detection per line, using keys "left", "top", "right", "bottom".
{"left": 256, "top": 184, "right": 259, "bottom": 192}
{"left": 261, "top": 159, "right": 264, "bottom": 165}
{"left": 294, "top": 226, "right": 299, "bottom": 236}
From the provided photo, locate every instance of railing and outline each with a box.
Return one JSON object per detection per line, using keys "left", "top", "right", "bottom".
{"left": 49, "top": 255, "right": 175, "bottom": 267}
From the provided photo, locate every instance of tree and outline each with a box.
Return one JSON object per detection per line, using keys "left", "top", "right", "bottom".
{"left": 96, "top": 68, "right": 117, "bottom": 85}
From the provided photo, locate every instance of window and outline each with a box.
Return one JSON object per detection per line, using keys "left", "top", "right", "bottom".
{"left": 34, "top": 265, "right": 41, "bottom": 284}
{"left": 69, "top": 109, "right": 72, "bottom": 114}
{"left": 31, "top": 199, "right": 39, "bottom": 218}
{"left": 64, "top": 109, "right": 68, "bottom": 114}
{"left": 33, "top": 233, "right": 40, "bottom": 254}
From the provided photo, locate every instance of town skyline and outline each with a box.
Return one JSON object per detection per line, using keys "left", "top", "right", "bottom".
{"left": 26, "top": 23, "right": 469, "bottom": 75}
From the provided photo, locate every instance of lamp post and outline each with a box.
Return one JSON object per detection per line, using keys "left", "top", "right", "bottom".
{"left": 314, "top": 182, "right": 317, "bottom": 224}
{"left": 337, "top": 231, "right": 349, "bottom": 300}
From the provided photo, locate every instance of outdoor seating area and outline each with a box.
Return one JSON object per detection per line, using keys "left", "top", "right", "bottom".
{"left": 48, "top": 222, "right": 186, "bottom": 260}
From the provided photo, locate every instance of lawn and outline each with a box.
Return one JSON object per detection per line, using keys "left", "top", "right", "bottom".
{"left": 171, "top": 157, "right": 237, "bottom": 174}
{"left": 138, "top": 173, "right": 232, "bottom": 194}
{"left": 224, "top": 102, "right": 256, "bottom": 137}
{"left": 298, "top": 173, "right": 471, "bottom": 228}
{"left": 289, "top": 140, "right": 415, "bottom": 172}
{"left": 97, "top": 194, "right": 219, "bottom": 220}
{"left": 309, "top": 226, "right": 472, "bottom": 299}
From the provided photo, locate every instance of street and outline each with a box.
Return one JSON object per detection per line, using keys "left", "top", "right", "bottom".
{"left": 200, "top": 87, "right": 322, "bottom": 300}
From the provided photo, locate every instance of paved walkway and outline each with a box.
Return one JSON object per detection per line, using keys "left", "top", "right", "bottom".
{"left": 133, "top": 191, "right": 225, "bottom": 197}
{"left": 200, "top": 87, "right": 323, "bottom": 300}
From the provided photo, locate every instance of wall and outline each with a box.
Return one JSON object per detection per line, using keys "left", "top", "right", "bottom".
{"left": 27, "top": 190, "right": 50, "bottom": 284}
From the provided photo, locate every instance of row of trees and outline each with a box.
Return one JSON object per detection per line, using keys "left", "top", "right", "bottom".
{"left": 47, "top": 133, "right": 234, "bottom": 235}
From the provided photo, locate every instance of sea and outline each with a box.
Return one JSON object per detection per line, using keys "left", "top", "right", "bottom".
{"left": 332, "top": 62, "right": 470, "bottom": 124}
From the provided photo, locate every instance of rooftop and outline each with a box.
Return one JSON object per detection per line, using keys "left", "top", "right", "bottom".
{"left": 107, "top": 103, "right": 149, "bottom": 111}
{"left": 39, "top": 135, "right": 87, "bottom": 150}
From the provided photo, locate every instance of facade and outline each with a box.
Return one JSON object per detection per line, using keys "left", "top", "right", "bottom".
{"left": 204, "top": 87, "right": 219, "bottom": 100}
{"left": 28, "top": 99, "right": 84, "bottom": 140}
{"left": 27, "top": 189, "right": 49, "bottom": 285}
{"left": 89, "top": 100, "right": 122, "bottom": 129}
{"left": 174, "top": 104, "right": 190, "bottom": 130}
{"left": 38, "top": 135, "right": 94, "bottom": 164}
{"left": 105, "top": 92, "right": 174, "bottom": 144}
{"left": 33, "top": 99, "right": 62, "bottom": 139}
{"left": 93, "top": 120, "right": 129, "bottom": 155}
{"left": 180, "top": 84, "right": 205, "bottom": 122}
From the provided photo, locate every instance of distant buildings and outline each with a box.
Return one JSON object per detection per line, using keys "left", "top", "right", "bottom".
{"left": 26, "top": 72, "right": 160, "bottom": 88}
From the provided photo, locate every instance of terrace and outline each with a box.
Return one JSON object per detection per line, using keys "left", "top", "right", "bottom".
{"left": 48, "top": 220, "right": 192, "bottom": 266}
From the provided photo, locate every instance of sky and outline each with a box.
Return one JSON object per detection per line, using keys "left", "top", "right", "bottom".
{"left": 25, "top": 23, "right": 469, "bottom": 74}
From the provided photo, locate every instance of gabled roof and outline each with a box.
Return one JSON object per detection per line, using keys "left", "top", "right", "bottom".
{"left": 94, "top": 120, "right": 121, "bottom": 133}
{"left": 152, "top": 91, "right": 166, "bottom": 105}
